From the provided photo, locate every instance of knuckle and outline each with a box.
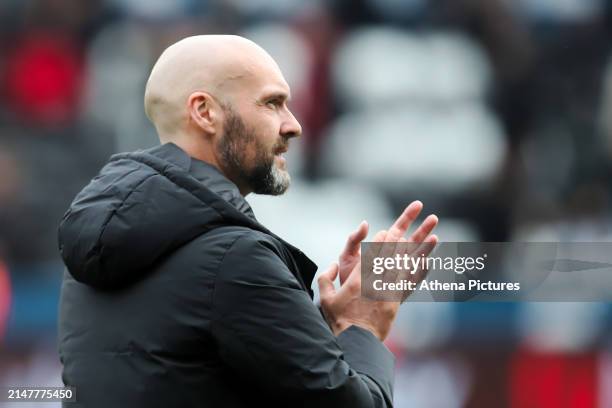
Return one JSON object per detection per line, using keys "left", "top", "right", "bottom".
{"left": 382, "top": 304, "right": 395, "bottom": 315}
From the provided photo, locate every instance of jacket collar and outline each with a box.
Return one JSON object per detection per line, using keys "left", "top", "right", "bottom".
{"left": 142, "top": 142, "right": 318, "bottom": 293}
{"left": 147, "top": 142, "right": 256, "bottom": 220}
{"left": 188, "top": 158, "right": 257, "bottom": 220}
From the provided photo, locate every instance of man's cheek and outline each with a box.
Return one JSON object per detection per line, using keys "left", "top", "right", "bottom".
{"left": 241, "top": 143, "right": 259, "bottom": 167}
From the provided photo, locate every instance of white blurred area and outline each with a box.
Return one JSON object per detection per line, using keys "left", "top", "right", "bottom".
{"left": 325, "top": 28, "right": 506, "bottom": 194}
{"left": 518, "top": 302, "right": 607, "bottom": 353}
{"left": 394, "top": 354, "right": 472, "bottom": 408}
{"left": 332, "top": 29, "right": 492, "bottom": 106}
{"left": 323, "top": 104, "right": 506, "bottom": 193}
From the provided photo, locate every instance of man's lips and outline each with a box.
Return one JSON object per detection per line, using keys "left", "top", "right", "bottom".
{"left": 275, "top": 145, "right": 289, "bottom": 154}
{"left": 274, "top": 146, "right": 289, "bottom": 157}
{"left": 274, "top": 147, "right": 288, "bottom": 165}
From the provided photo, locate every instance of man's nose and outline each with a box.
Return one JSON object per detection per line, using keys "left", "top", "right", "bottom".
{"left": 280, "top": 109, "right": 302, "bottom": 139}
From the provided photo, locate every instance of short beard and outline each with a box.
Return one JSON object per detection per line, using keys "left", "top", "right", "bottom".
{"left": 217, "top": 105, "right": 290, "bottom": 196}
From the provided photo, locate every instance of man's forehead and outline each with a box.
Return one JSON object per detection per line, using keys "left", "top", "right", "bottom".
{"left": 237, "top": 64, "right": 291, "bottom": 99}
{"left": 213, "top": 47, "right": 291, "bottom": 99}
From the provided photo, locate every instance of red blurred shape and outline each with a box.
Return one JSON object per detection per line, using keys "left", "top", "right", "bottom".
{"left": 4, "top": 33, "right": 84, "bottom": 126}
{"left": 0, "top": 261, "right": 10, "bottom": 341}
{"left": 510, "top": 347, "right": 597, "bottom": 408}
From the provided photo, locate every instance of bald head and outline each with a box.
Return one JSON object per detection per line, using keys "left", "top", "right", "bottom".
{"left": 143, "top": 34, "right": 301, "bottom": 196}
{"left": 144, "top": 35, "right": 283, "bottom": 140}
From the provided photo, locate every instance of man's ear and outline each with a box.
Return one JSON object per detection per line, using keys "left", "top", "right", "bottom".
{"left": 187, "top": 91, "right": 221, "bottom": 135}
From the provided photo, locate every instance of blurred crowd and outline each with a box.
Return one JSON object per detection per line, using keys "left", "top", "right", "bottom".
{"left": 1, "top": 0, "right": 612, "bottom": 406}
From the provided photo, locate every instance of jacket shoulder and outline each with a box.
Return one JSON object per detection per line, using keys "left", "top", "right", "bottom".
{"left": 206, "top": 227, "right": 300, "bottom": 288}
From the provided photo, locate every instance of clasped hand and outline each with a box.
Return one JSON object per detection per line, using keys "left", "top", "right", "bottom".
{"left": 318, "top": 201, "right": 438, "bottom": 341}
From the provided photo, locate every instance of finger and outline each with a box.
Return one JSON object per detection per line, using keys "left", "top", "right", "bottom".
{"left": 408, "top": 234, "right": 439, "bottom": 280}
{"left": 372, "top": 229, "right": 387, "bottom": 243}
{"left": 389, "top": 237, "right": 413, "bottom": 284}
{"left": 387, "top": 200, "right": 423, "bottom": 242}
{"left": 343, "top": 259, "right": 362, "bottom": 288}
{"left": 341, "top": 220, "right": 369, "bottom": 258}
{"left": 409, "top": 214, "right": 438, "bottom": 243}
{"left": 366, "top": 229, "right": 387, "bottom": 253}
{"left": 426, "top": 233, "right": 438, "bottom": 248}
{"left": 364, "top": 230, "right": 387, "bottom": 261}
{"left": 397, "top": 234, "right": 438, "bottom": 283}
{"left": 317, "top": 263, "right": 338, "bottom": 300}
{"left": 411, "top": 233, "right": 439, "bottom": 258}
{"left": 401, "top": 235, "right": 439, "bottom": 302}
{"left": 380, "top": 201, "right": 424, "bottom": 262}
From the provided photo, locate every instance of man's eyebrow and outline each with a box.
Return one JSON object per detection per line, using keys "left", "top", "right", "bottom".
{"left": 262, "top": 90, "right": 291, "bottom": 102}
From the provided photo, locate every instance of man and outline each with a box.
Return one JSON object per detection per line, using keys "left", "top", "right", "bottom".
{"left": 58, "top": 35, "right": 438, "bottom": 407}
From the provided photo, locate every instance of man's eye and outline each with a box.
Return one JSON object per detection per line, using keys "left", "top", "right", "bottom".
{"left": 266, "top": 99, "right": 281, "bottom": 108}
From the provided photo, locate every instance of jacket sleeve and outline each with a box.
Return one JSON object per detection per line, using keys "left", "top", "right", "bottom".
{"left": 210, "top": 234, "right": 395, "bottom": 407}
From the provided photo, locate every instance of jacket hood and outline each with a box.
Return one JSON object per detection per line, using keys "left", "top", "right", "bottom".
{"left": 58, "top": 143, "right": 266, "bottom": 289}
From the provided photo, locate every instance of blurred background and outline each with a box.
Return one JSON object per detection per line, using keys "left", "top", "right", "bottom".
{"left": 1, "top": 0, "right": 612, "bottom": 406}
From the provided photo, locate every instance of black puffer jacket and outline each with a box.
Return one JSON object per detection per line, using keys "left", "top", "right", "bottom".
{"left": 58, "top": 142, "right": 395, "bottom": 407}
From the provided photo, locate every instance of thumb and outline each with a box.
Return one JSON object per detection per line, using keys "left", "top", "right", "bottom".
{"left": 318, "top": 262, "right": 338, "bottom": 300}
